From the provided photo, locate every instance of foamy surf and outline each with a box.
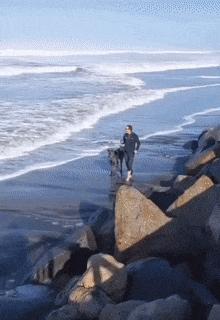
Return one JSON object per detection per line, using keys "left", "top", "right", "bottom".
{"left": 0, "top": 65, "right": 81, "bottom": 77}
{"left": 141, "top": 107, "right": 220, "bottom": 140}
{"left": 1, "top": 83, "right": 219, "bottom": 162}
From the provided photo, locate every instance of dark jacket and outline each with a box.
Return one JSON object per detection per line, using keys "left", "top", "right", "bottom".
{"left": 122, "top": 132, "right": 140, "bottom": 154}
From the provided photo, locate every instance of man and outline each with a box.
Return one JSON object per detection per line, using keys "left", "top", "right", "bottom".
{"left": 121, "top": 125, "right": 140, "bottom": 181}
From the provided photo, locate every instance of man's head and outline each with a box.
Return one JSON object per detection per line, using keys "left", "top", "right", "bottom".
{"left": 125, "top": 125, "right": 133, "bottom": 135}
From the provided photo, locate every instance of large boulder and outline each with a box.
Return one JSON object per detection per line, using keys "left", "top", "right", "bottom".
{"left": 148, "top": 186, "right": 180, "bottom": 212}
{"left": 65, "top": 225, "right": 97, "bottom": 251}
{"left": 46, "top": 304, "right": 80, "bottom": 320}
{"left": 115, "top": 185, "right": 213, "bottom": 261}
{"left": 167, "top": 184, "right": 220, "bottom": 226}
{"left": 207, "top": 158, "right": 220, "bottom": 183}
{"left": 115, "top": 186, "right": 171, "bottom": 262}
{"left": 87, "top": 208, "right": 115, "bottom": 254}
{"left": 69, "top": 286, "right": 113, "bottom": 319}
{"left": 208, "top": 305, "right": 220, "bottom": 320}
{"left": 203, "top": 248, "right": 220, "bottom": 298}
{"left": 172, "top": 175, "right": 197, "bottom": 193}
{"left": 55, "top": 276, "right": 81, "bottom": 307}
{"left": 127, "top": 295, "right": 191, "bottom": 320}
{"left": 206, "top": 203, "right": 220, "bottom": 244}
{"left": 185, "top": 149, "right": 216, "bottom": 175}
{"left": 198, "top": 126, "right": 220, "bottom": 150}
{"left": 74, "top": 253, "right": 127, "bottom": 302}
{"left": 29, "top": 226, "right": 97, "bottom": 284}
{"left": 125, "top": 258, "right": 191, "bottom": 302}
{"left": 167, "top": 175, "right": 214, "bottom": 213}
{"left": 99, "top": 300, "right": 144, "bottom": 320}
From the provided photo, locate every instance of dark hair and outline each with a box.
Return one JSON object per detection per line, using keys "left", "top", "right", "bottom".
{"left": 126, "top": 125, "right": 133, "bottom": 131}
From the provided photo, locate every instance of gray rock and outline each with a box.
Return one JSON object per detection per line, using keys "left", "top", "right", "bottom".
{"left": 189, "top": 280, "right": 218, "bottom": 306}
{"left": 55, "top": 276, "right": 81, "bottom": 307}
{"left": 173, "top": 175, "right": 196, "bottom": 192}
{"left": 167, "top": 175, "right": 214, "bottom": 213}
{"left": 208, "top": 158, "right": 220, "bottom": 183}
{"left": 88, "top": 208, "right": 115, "bottom": 254}
{"left": 29, "top": 226, "right": 97, "bottom": 284}
{"left": 46, "top": 304, "right": 80, "bottom": 320}
{"left": 206, "top": 203, "right": 220, "bottom": 244}
{"left": 69, "top": 286, "right": 114, "bottom": 319}
{"left": 125, "top": 258, "right": 191, "bottom": 302}
{"left": 75, "top": 253, "right": 127, "bottom": 302}
{"left": 65, "top": 225, "right": 97, "bottom": 251}
{"left": 198, "top": 126, "right": 220, "bottom": 150}
{"left": 208, "top": 304, "right": 220, "bottom": 320}
{"left": 185, "top": 148, "right": 216, "bottom": 174}
{"left": 127, "top": 295, "right": 191, "bottom": 320}
{"left": 183, "top": 140, "right": 198, "bottom": 152}
{"left": 148, "top": 186, "right": 180, "bottom": 212}
{"left": 115, "top": 186, "right": 171, "bottom": 262}
{"left": 203, "top": 248, "right": 220, "bottom": 297}
{"left": 99, "top": 300, "right": 144, "bottom": 320}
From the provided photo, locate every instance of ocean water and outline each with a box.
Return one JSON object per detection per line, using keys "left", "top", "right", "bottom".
{"left": 0, "top": 50, "right": 220, "bottom": 181}
{"left": 1, "top": 50, "right": 220, "bottom": 293}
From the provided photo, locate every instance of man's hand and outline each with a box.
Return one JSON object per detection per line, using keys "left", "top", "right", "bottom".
{"left": 134, "top": 150, "right": 138, "bottom": 154}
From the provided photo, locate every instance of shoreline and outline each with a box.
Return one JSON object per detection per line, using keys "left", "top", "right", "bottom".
{"left": 0, "top": 122, "right": 219, "bottom": 320}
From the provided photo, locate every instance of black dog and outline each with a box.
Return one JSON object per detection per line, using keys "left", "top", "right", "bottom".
{"left": 107, "top": 147, "right": 124, "bottom": 177}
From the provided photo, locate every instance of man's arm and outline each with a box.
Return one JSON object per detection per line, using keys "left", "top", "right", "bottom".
{"left": 120, "top": 134, "right": 126, "bottom": 145}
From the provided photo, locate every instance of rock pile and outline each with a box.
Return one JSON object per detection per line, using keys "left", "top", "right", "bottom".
{"left": 43, "top": 127, "right": 220, "bottom": 319}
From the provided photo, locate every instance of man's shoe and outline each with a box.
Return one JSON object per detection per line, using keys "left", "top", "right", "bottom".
{"left": 126, "top": 171, "right": 132, "bottom": 181}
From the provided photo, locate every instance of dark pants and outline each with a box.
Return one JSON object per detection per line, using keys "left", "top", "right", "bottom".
{"left": 124, "top": 152, "right": 134, "bottom": 173}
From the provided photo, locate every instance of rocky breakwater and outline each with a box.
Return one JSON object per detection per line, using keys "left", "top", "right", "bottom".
{"left": 43, "top": 126, "right": 220, "bottom": 320}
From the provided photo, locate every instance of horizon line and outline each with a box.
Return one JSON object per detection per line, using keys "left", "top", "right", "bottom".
{"left": 0, "top": 48, "right": 219, "bottom": 57}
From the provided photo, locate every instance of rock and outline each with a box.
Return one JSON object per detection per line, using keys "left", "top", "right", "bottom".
{"left": 167, "top": 175, "right": 214, "bottom": 212}
{"left": 183, "top": 140, "right": 198, "bottom": 152}
{"left": 185, "top": 148, "right": 216, "bottom": 174}
{"left": 115, "top": 186, "right": 171, "bottom": 262}
{"left": 88, "top": 208, "right": 115, "bottom": 254}
{"left": 127, "top": 295, "right": 191, "bottom": 320}
{"left": 203, "top": 248, "right": 220, "bottom": 298}
{"left": 174, "top": 263, "right": 192, "bottom": 279}
{"left": 69, "top": 286, "right": 113, "bottom": 319}
{"left": 173, "top": 175, "right": 196, "bottom": 192}
{"left": 65, "top": 225, "right": 97, "bottom": 251}
{"left": 208, "top": 304, "right": 220, "bottom": 320}
{"left": 149, "top": 187, "right": 180, "bottom": 212}
{"left": 75, "top": 253, "right": 127, "bottom": 302}
{"left": 99, "top": 300, "right": 144, "bottom": 320}
{"left": 26, "top": 226, "right": 97, "bottom": 284}
{"left": 125, "top": 258, "right": 191, "bottom": 302}
{"left": 0, "top": 284, "right": 55, "bottom": 320}
{"left": 46, "top": 304, "right": 80, "bottom": 320}
{"left": 55, "top": 276, "right": 81, "bottom": 306}
{"left": 206, "top": 203, "right": 220, "bottom": 244}
{"left": 167, "top": 184, "right": 220, "bottom": 226}
{"left": 189, "top": 280, "right": 218, "bottom": 307}
{"left": 198, "top": 127, "right": 220, "bottom": 149}
{"left": 31, "top": 247, "right": 72, "bottom": 284}
{"left": 207, "top": 158, "right": 220, "bottom": 183}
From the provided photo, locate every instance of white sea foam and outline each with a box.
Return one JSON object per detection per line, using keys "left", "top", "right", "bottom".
{"left": 0, "top": 65, "right": 80, "bottom": 77}
{"left": 141, "top": 107, "right": 220, "bottom": 140}
{"left": 198, "top": 76, "right": 220, "bottom": 79}
{"left": 0, "top": 146, "right": 108, "bottom": 181}
{"left": 93, "top": 62, "right": 220, "bottom": 75}
{"left": 0, "top": 83, "right": 219, "bottom": 163}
